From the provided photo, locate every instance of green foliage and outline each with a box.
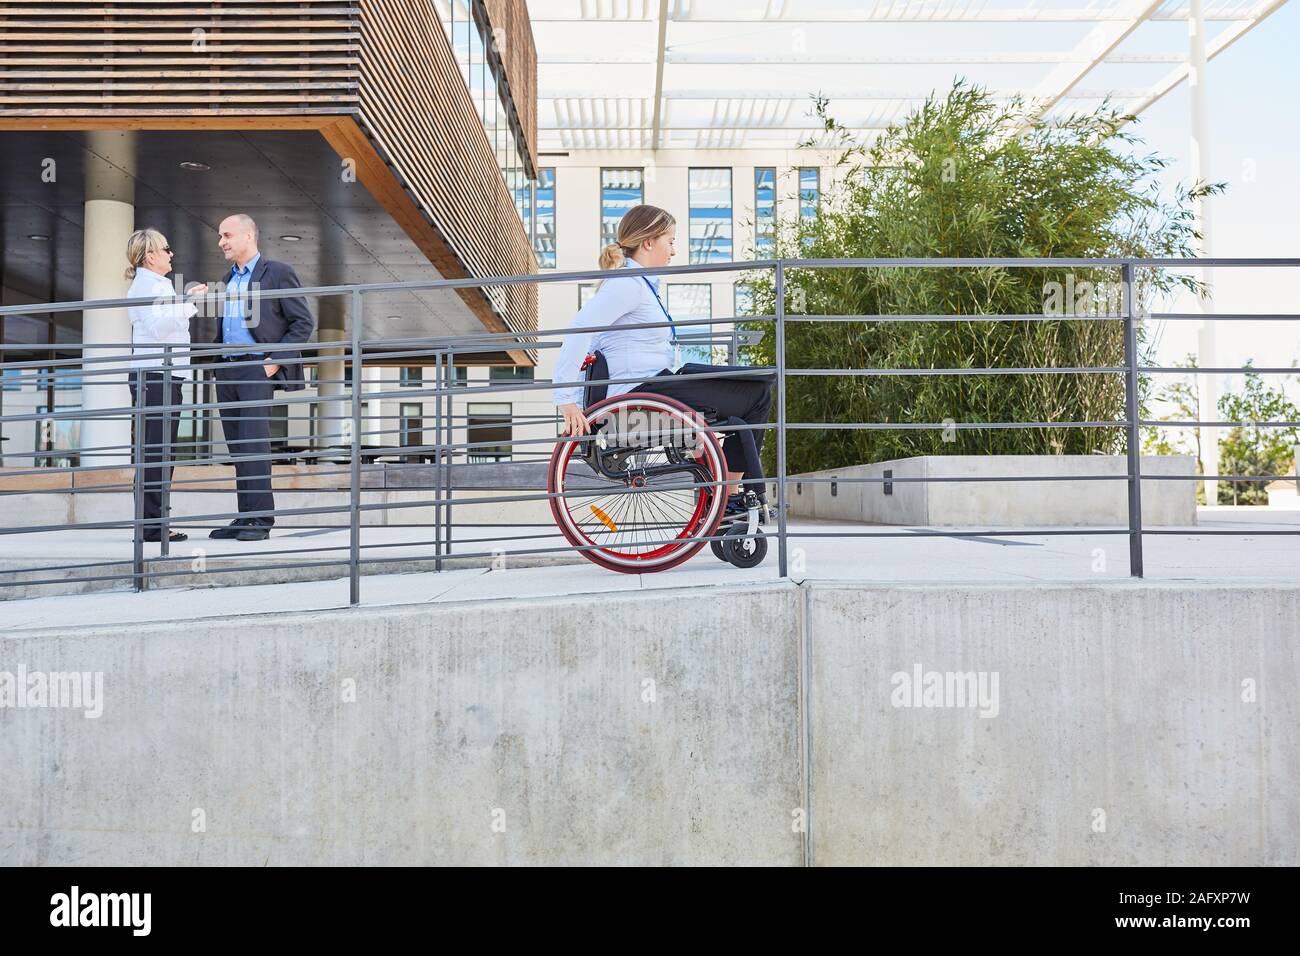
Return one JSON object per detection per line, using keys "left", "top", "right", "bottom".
{"left": 1142, "top": 353, "right": 1205, "bottom": 505}
{"left": 741, "top": 82, "right": 1221, "bottom": 475}
{"left": 1215, "top": 363, "right": 1300, "bottom": 505}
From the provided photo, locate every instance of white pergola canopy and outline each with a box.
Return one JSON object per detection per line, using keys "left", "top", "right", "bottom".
{"left": 527, "top": 0, "right": 1288, "bottom": 150}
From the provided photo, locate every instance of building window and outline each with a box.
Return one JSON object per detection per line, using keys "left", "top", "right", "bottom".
{"left": 489, "top": 365, "right": 535, "bottom": 382}
{"left": 2, "top": 367, "right": 22, "bottom": 391}
{"left": 467, "top": 402, "right": 512, "bottom": 462}
{"left": 754, "top": 167, "right": 776, "bottom": 256}
{"left": 687, "top": 168, "right": 733, "bottom": 264}
{"left": 400, "top": 402, "right": 423, "bottom": 460}
{"left": 666, "top": 284, "right": 715, "bottom": 365}
{"left": 578, "top": 283, "right": 597, "bottom": 309}
{"left": 447, "top": 0, "right": 529, "bottom": 203}
{"left": 38, "top": 366, "right": 82, "bottom": 390}
{"left": 734, "top": 282, "right": 754, "bottom": 317}
{"left": 515, "top": 170, "right": 533, "bottom": 253}
{"left": 601, "top": 168, "right": 643, "bottom": 250}
{"left": 534, "top": 168, "right": 556, "bottom": 268}
{"left": 452, "top": 365, "right": 469, "bottom": 387}
{"left": 400, "top": 366, "right": 423, "bottom": 387}
{"left": 799, "top": 167, "right": 820, "bottom": 221}
{"left": 34, "top": 404, "right": 81, "bottom": 469}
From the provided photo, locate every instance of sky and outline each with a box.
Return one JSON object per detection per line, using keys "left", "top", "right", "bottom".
{"left": 1097, "top": 2, "right": 1300, "bottom": 388}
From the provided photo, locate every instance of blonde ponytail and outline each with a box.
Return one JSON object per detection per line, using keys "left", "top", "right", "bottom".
{"left": 599, "top": 242, "right": 627, "bottom": 270}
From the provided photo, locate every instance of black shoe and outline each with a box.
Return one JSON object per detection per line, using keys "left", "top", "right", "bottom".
{"left": 143, "top": 530, "right": 188, "bottom": 543}
{"left": 235, "top": 526, "right": 269, "bottom": 541}
{"left": 209, "top": 519, "right": 250, "bottom": 539}
{"left": 721, "top": 491, "right": 771, "bottom": 526}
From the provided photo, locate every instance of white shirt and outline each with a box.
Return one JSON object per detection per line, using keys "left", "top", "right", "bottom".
{"left": 127, "top": 267, "right": 197, "bottom": 379}
{"left": 551, "top": 258, "right": 675, "bottom": 406}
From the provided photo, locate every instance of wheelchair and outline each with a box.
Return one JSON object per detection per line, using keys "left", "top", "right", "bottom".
{"left": 548, "top": 351, "right": 773, "bottom": 573}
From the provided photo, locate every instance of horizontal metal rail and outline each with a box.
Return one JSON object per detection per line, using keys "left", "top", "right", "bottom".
{"left": 2, "top": 256, "right": 1298, "bottom": 602}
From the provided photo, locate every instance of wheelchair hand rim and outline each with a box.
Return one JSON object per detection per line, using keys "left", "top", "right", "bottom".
{"left": 548, "top": 393, "right": 727, "bottom": 571}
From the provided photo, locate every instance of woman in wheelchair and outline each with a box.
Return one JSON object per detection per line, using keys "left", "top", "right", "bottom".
{"left": 549, "top": 204, "right": 775, "bottom": 572}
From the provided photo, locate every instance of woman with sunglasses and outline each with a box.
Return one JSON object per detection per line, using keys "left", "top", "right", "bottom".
{"left": 125, "top": 228, "right": 206, "bottom": 542}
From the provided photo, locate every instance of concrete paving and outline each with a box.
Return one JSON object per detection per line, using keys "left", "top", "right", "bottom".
{"left": 2, "top": 507, "right": 1298, "bottom": 632}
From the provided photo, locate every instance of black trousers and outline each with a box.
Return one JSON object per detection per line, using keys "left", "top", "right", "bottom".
{"left": 128, "top": 373, "right": 183, "bottom": 525}
{"left": 214, "top": 360, "right": 276, "bottom": 526}
{"left": 635, "top": 365, "right": 774, "bottom": 480}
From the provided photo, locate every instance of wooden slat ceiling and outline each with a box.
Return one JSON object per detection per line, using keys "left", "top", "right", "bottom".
{"left": 0, "top": 0, "right": 537, "bottom": 345}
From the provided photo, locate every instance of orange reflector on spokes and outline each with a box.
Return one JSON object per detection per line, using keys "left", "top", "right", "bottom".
{"left": 590, "top": 505, "right": 619, "bottom": 533}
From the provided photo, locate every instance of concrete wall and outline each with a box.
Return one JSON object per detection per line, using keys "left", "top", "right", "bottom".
{"left": 0, "top": 584, "right": 804, "bottom": 866}
{"left": 3, "top": 578, "right": 1296, "bottom": 865}
{"left": 784, "top": 455, "right": 1197, "bottom": 526}
{"left": 805, "top": 581, "right": 1298, "bottom": 865}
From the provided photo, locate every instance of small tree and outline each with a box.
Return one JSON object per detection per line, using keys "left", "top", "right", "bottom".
{"left": 742, "top": 82, "right": 1220, "bottom": 475}
{"left": 1142, "top": 353, "right": 1204, "bottom": 504}
{"left": 1215, "top": 364, "right": 1300, "bottom": 505}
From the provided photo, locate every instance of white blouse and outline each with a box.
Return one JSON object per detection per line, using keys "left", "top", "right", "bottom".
{"left": 127, "top": 267, "right": 197, "bottom": 379}
{"left": 550, "top": 258, "right": 676, "bottom": 406}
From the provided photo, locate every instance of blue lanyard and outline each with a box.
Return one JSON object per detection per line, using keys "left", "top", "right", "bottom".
{"left": 641, "top": 277, "right": 678, "bottom": 343}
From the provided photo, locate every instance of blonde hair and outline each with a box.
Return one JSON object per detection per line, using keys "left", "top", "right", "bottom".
{"left": 599, "top": 204, "right": 676, "bottom": 270}
{"left": 124, "top": 228, "right": 166, "bottom": 279}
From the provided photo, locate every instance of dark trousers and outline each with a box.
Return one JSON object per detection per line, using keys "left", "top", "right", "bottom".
{"left": 635, "top": 365, "right": 774, "bottom": 479}
{"left": 128, "top": 373, "right": 183, "bottom": 525}
{"left": 214, "top": 360, "right": 275, "bottom": 526}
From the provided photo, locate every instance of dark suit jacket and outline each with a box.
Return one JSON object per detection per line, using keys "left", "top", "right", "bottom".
{"left": 213, "top": 257, "right": 316, "bottom": 391}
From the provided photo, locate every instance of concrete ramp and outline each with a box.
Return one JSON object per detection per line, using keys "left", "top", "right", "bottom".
{"left": 1, "top": 578, "right": 1296, "bottom": 865}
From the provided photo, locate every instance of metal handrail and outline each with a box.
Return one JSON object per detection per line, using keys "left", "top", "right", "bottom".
{"left": 2, "top": 256, "right": 1299, "bottom": 602}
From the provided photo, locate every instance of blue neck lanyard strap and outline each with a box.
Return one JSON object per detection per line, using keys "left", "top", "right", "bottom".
{"left": 641, "top": 276, "right": 678, "bottom": 343}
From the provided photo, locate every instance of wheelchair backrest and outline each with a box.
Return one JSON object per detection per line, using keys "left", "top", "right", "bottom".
{"left": 582, "top": 350, "right": 610, "bottom": 409}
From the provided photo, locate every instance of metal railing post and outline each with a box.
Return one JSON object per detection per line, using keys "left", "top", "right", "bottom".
{"left": 775, "top": 261, "right": 789, "bottom": 578}
{"left": 434, "top": 350, "right": 444, "bottom": 572}
{"left": 442, "top": 351, "right": 453, "bottom": 560}
{"left": 1122, "top": 261, "right": 1145, "bottom": 578}
{"left": 349, "top": 290, "right": 363, "bottom": 605}
{"left": 131, "top": 366, "right": 146, "bottom": 591}
{"left": 160, "top": 346, "right": 173, "bottom": 558}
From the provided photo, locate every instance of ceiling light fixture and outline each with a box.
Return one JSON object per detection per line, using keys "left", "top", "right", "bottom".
{"left": 179, "top": 161, "right": 210, "bottom": 172}
{"left": 27, "top": 234, "right": 50, "bottom": 241}
{"left": 279, "top": 235, "right": 302, "bottom": 242}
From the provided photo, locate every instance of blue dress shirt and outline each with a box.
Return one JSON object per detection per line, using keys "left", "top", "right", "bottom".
{"left": 222, "top": 253, "right": 263, "bottom": 356}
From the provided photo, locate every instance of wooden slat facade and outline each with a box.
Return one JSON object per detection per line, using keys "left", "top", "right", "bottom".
{"left": 0, "top": 0, "right": 538, "bottom": 345}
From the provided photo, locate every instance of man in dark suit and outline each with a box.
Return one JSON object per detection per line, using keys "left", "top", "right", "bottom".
{"left": 209, "top": 213, "right": 315, "bottom": 541}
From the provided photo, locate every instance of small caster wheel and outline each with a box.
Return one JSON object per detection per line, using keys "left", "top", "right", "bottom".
{"left": 710, "top": 537, "right": 728, "bottom": 562}
{"left": 722, "top": 525, "right": 767, "bottom": 568}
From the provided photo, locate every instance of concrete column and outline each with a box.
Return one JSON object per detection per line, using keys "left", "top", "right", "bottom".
{"left": 1190, "top": 0, "right": 1219, "bottom": 505}
{"left": 314, "top": 297, "right": 348, "bottom": 451}
{"left": 80, "top": 131, "right": 136, "bottom": 467}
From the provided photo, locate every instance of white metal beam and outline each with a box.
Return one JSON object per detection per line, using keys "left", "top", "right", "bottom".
{"left": 539, "top": 52, "right": 1193, "bottom": 65}
{"left": 530, "top": 10, "right": 1253, "bottom": 22}
{"left": 650, "top": 0, "right": 669, "bottom": 149}
{"left": 1120, "top": 0, "right": 1290, "bottom": 118}
{"left": 1019, "top": 0, "right": 1164, "bottom": 128}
